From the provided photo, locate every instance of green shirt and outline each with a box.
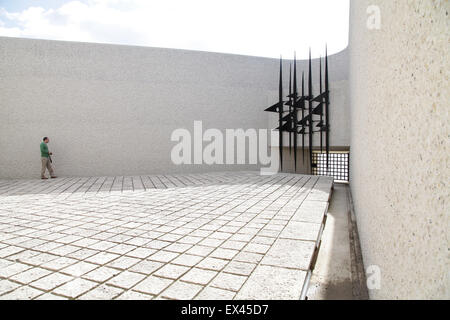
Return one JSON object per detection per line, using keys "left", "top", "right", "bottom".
{"left": 40, "top": 142, "right": 49, "bottom": 158}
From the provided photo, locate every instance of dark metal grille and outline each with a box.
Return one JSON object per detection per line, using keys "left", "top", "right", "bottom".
{"left": 312, "top": 152, "right": 349, "bottom": 182}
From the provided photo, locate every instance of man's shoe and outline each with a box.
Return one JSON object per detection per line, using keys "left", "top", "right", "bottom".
{"left": 41, "top": 177, "right": 48, "bottom": 179}
{"left": 50, "top": 176, "right": 58, "bottom": 179}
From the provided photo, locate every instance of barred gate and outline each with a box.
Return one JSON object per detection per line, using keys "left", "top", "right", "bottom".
{"left": 312, "top": 151, "right": 349, "bottom": 182}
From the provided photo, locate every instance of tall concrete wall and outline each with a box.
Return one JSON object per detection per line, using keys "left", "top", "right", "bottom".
{"left": 0, "top": 37, "right": 349, "bottom": 179}
{"left": 349, "top": 0, "right": 449, "bottom": 299}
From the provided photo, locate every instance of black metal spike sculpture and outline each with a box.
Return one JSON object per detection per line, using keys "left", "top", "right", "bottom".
{"left": 264, "top": 46, "right": 330, "bottom": 176}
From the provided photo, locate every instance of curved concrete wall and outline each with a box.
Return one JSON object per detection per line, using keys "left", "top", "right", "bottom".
{"left": 349, "top": 0, "right": 449, "bottom": 299}
{"left": 0, "top": 37, "right": 349, "bottom": 178}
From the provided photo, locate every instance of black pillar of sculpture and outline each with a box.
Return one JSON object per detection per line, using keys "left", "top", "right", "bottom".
{"left": 308, "top": 49, "right": 313, "bottom": 174}
{"left": 278, "top": 57, "right": 283, "bottom": 171}
{"left": 319, "top": 57, "right": 323, "bottom": 153}
{"left": 301, "top": 72, "right": 306, "bottom": 164}
{"left": 288, "top": 64, "right": 293, "bottom": 155}
{"left": 325, "top": 47, "right": 330, "bottom": 171}
{"left": 292, "top": 53, "right": 298, "bottom": 173}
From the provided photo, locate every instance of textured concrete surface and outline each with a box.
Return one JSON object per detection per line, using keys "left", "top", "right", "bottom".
{"left": 0, "top": 36, "right": 349, "bottom": 179}
{"left": 349, "top": 0, "right": 449, "bottom": 299}
{"left": 0, "top": 172, "right": 332, "bottom": 300}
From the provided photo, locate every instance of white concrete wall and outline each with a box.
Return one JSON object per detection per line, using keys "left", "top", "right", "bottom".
{"left": 0, "top": 36, "right": 349, "bottom": 178}
{"left": 349, "top": 0, "right": 449, "bottom": 299}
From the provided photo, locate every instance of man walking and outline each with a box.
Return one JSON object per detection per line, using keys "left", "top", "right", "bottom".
{"left": 40, "top": 137, "right": 57, "bottom": 179}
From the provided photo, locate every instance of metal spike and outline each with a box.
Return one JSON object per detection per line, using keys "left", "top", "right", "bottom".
{"left": 319, "top": 55, "right": 323, "bottom": 154}
{"left": 308, "top": 49, "right": 313, "bottom": 174}
{"left": 301, "top": 71, "right": 305, "bottom": 163}
{"left": 275, "top": 121, "right": 294, "bottom": 132}
{"left": 293, "top": 52, "right": 298, "bottom": 173}
{"left": 312, "top": 103, "right": 324, "bottom": 115}
{"left": 264, "top": 102, "right": 280, "bottom": 113}
{"left": 288, "top": 63, "right": 292, "bottom": 155}
{"left": 279, "top": 56, "right": 283, "bottom": 171}
{"left": 325, "top": 46, "right": 330, "bottom": 172}
{"left": 298, "top": 114, "right": 312, "bottom": 126}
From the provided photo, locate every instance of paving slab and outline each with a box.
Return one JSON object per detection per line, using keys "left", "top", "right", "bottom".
{"left": 235, "top": 265, "right": 307, "bottom": 300}
{"left": 260, "top": 238, "right": 316, "bottom": 270}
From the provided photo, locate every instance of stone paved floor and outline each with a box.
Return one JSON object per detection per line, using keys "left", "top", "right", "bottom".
{"left": 0, "top": 171, "right": 332, "bottom": 300}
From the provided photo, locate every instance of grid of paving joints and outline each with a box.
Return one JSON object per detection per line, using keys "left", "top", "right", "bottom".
{"left": 0, "top": 171, "right": 333, "bottom": 300}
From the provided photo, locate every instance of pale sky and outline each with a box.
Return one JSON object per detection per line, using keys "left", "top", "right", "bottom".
{"left": 0, "top": 0, "right": 350, "bottom": 59}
